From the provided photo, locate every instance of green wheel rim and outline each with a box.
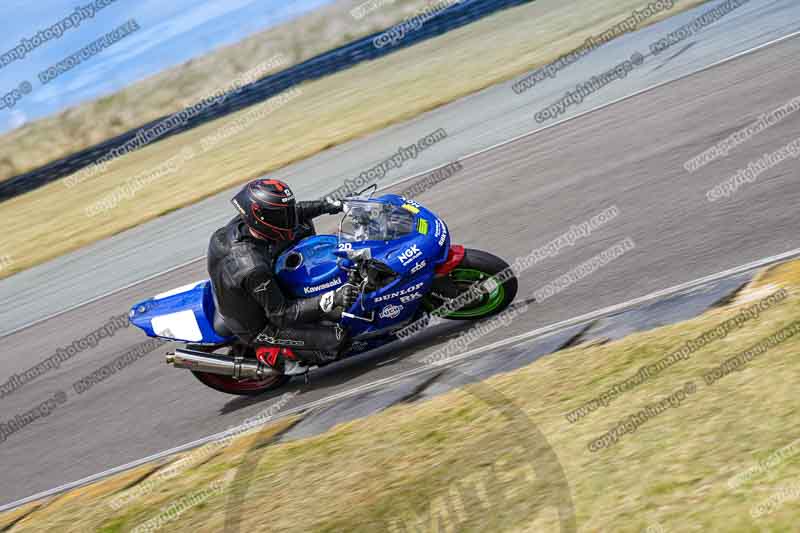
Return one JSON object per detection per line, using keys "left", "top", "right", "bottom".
{"left": 425, "top": 268, "right": 506, "bottom": 318}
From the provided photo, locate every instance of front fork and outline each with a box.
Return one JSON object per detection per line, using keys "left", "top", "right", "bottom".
{"left": 431, "top": 244, "right": 466, "bottom": 299}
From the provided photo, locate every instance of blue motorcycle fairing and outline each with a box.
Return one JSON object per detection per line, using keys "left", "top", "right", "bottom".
{"left": 129, "top": 280, "right": 232, "bottom": 344}
{"left": 129, "top": 194, "right": 454, "bottom": 345}
{"left": 274, "top": 235, "right": 347, "bottom": 298}
{"left": 292, "top": 194, "right": 450, "bottom": 338}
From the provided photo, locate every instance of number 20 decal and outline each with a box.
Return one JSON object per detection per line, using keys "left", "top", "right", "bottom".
{"left": 338, "top": 243, "right": 353, "bottom": 250}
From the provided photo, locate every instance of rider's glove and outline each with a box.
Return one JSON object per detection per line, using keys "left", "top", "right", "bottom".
{"left": 319, "top": 284, "right": 358, "bottom": 316}
{"left": 334, "top": 283, "right": 359, "bottom": 309}
{"left": 323, "top": 197, "right": 343, "bottom": 215}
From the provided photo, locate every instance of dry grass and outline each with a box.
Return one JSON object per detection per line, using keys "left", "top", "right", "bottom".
{"left": 4, "top": 258, "right": 800, "bottom": 532}
{"left": 0, "top": 0, "right": 707, "bottom": 280}
{"left": 0, "top": 0, "right": 445, "bottom": 182}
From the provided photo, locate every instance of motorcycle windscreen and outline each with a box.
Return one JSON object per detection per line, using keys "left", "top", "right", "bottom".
{"left": 339, "top": 200, "right": 415, "bottom": 242}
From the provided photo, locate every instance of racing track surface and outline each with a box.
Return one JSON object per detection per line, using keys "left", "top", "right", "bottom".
{"left": 1, "top": 29, "right": 799, "bottom": 507}
{"left": 2, "top": 0, "right": 799, "bottom": 336}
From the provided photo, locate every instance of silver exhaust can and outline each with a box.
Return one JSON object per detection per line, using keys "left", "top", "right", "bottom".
{"left": 166, "top": 348, "right": 279, "bottom": 380}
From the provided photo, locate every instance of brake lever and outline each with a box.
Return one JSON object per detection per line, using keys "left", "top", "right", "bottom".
{"left": 341, "top": 311, "right": 374, "bottom": 323}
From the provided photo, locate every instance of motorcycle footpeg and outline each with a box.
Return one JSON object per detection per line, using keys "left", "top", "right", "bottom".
{"left": 282, "top": 360, "right": 310, "bottom": 376}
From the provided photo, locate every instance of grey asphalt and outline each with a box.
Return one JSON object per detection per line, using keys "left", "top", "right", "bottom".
{"left": 1, "top": 20, "right": 799, "bottom": 507}
{"left": 277, "top": 270, "right": 754, "bottom": 443}
{"left": 1, "top": 0, "right": 799, "bottom": 336}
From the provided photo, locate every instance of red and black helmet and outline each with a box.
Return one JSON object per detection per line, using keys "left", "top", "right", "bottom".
{"left": 232, "top": 178, "right": 297, "bottom": 240}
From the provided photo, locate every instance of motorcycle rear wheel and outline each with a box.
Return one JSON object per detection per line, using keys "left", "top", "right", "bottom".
{"left": 189, "top": 344, "right": 290, "bottom": 396}
{"left": 423, "top": 248, "right": 518, "bottom": 320}
{"left": 191, "top": 371, "right": 290, "bottom": 396}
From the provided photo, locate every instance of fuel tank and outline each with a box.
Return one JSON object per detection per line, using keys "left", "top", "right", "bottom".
{"left": 274, "top": 235, "right": 346, "bottom": 298}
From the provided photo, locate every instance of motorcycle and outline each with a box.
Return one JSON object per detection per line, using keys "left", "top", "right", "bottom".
{"left": 129, "top": 192, "right": 518, "bottom": 395}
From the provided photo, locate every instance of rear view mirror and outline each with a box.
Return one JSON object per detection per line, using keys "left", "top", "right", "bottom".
{"left": 346, "top": 247, "right": 372, "bottom": 261}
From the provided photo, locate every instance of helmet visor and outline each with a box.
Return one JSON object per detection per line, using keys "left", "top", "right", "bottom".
{"left": 254, "top": 203, "right": 297, "bottom": 231}
{"left": 251, "top": 202, "right": 298, "bottom": 240}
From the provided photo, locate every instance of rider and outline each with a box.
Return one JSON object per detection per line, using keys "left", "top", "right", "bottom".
{"left": 207, "top": 178, "right": 358, "bottom": 373}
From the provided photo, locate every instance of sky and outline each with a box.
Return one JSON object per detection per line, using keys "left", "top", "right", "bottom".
{"left": 0, "top": 0, "right": 335, "bottom": 133}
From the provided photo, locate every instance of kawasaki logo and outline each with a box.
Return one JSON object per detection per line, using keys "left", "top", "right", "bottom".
{"left": 304, "top": 277, "right": 342, "bottom": 294}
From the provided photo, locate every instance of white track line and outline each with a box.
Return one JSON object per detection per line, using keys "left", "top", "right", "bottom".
{"left": 377, "top": 30, "right": 800, "bottom": 191}
{"left": 0, "top": 256, "right": 205, "bottom": 338}
{"left": 425, "top": 247, "right": 800, "bottom": 366}
{"left": 4, "top": 29, "right": 799, "bottom": 340}
{"left": 2, "top": 246, "right": 799, "bottom": 513}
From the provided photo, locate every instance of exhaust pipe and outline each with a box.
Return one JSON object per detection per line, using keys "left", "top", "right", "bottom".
{"left": 165, "top": 348, "right": 279, "bottom": 379}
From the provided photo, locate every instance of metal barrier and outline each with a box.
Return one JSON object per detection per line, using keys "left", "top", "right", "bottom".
{"left": 0, "top": 0, "right": 532, "bottom": 201}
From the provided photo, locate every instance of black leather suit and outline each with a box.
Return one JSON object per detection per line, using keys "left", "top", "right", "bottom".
{"left": 207, "top": 201, "right": 344, "bottom": 360}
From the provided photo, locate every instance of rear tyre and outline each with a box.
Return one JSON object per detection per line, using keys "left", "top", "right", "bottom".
{"left": 423, "top": 248, "right": 518, "bottom": 320}
{"left": 189, "top": 344, "right": 291, "bottom": 396}
{"left": 191, "top": 371, "right": 290, "bottom": 396}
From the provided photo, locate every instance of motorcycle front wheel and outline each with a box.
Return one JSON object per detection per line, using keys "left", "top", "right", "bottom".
{"left": 422, "top": 248, "right": 518, "bottom": 320}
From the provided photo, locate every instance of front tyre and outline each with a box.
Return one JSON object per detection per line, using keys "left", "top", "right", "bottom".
{"left": 423, "top": 248, "right": 518, "bottom": 320}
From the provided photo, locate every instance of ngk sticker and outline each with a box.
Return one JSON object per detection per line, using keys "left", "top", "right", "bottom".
{"left": 397, "top": 244, "right": 421, "bottom": 266}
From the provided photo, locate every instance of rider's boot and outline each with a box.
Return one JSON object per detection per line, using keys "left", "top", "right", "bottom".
{"left": 255, "top": 346, "right": 308, "bottom": 375}
{"left": 254, "top": 324, "right": 350, "bottom": 372}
